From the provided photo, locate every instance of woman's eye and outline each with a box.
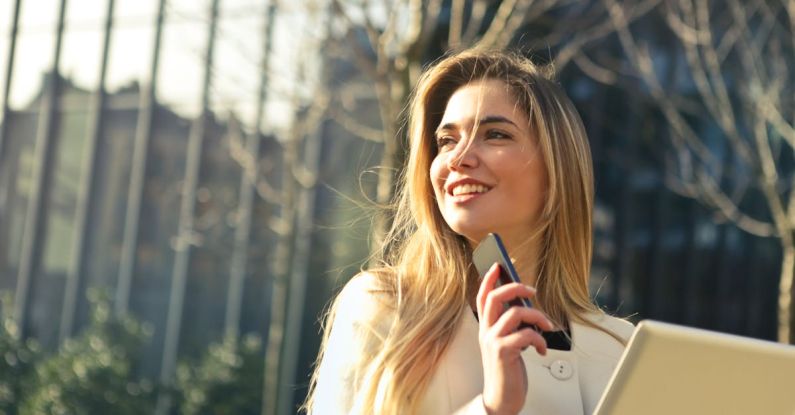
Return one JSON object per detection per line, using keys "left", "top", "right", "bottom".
{"left": 435, "top": 136, "right": 457, "bottom": 149}
{"left": 485, "top": 130, "right": 510, "bottom": 140}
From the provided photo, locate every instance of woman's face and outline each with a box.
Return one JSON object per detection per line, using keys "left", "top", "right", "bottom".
{"left": 430, "top": 79, "right": 548, "bottom": 248}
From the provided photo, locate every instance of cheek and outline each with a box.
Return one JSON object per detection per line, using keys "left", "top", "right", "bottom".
{"left": 520, "top": 164, "right": 548, "bottom": 209}
{"left": 429, "top": 157, "right": 447, "bottom": 196}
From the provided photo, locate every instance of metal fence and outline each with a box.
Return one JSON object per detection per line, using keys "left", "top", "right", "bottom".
{"left": 0, "top": 0, "right": 290, "bottom": 413}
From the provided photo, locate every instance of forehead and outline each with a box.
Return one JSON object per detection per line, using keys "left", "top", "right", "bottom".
{"left": 440, "top": 79, "right": 524, "bottom": 123}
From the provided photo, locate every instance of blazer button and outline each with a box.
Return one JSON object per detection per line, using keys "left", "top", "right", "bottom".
{"left": 549, "top": 359, "right": 573, "bottom": 380}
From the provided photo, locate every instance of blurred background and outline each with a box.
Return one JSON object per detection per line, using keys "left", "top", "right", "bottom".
{"left": 0, "top": 0, "right": 792, "bottom": 413}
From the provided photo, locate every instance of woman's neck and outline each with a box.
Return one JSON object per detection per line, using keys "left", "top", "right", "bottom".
{"left": 504, "top": 236, "right": 542, "bottom": 287}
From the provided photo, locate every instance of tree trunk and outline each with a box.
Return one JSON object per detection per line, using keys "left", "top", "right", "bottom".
{"left": 370, "top": 76, "right": 402, "bottom": 252}
{"left": 373, "top": 130, "right": 397, "bottom": 247}
{"left": 779, "top": 245, "right": 794, "bottom": 344}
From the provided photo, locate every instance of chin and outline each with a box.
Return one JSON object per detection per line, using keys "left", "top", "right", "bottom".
{"left": 448, "top": 223, "right": 488, "bottom": 244}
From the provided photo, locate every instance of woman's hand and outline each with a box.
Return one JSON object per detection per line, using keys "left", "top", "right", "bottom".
{"left": 476, "top": 263, "right": 555, "bottom": 415}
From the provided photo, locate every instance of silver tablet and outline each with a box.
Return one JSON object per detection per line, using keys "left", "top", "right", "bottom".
{"left": 594, "top": 320, "right": 795, "bottom": 415}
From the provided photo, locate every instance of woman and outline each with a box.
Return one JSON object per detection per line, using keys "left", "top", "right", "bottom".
{"left": 304, "top": 49, "right": 633, "bottom": 414}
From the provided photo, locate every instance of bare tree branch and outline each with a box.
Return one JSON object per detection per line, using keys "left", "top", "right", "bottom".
{"left": 476, "top": 0, "right": 521, "bottom": 48}
{"left": 493, "top": 0, "right": 551, "bottom": 49}
{"left": 401, "top": 0, "right": 425, "bottom": 53}
{"left": 256, "top": 177, "right": 280, "bottom": 204}
{"left": 605, "top": 0, "right": 718, "bottom": 168}
{"left": 609, "top": 0, "right": 795, "bottom": 342}
{"left": 694, "top": 170, "right": 777, "bottom": 237}
{"left": 328, "top": 105, "right": 384, "bottom": 142}
{"left": 331, "top": 0, "right": 379, "bottom": 78}
{"left": 573, "top": 52, "right": 619, "bottom": 85}
{"left": 226, "top": 116, "right": 282, "bottom": 206}
{"left": 752, "top": 109, "right": 790, "bottom": 242}
{"left": 461, "top": 0, "right": 490, "bottom": 46}
{"left": 665, "top": 0, "right": 755, "bottom": 166}
{"left": 379, "top": 0, "right": 402, "bottom": 50}
{"left": 360, "top": 0, "right": 387, "bottom": 59}
{"left": 554, "top": 0, "right": 660, "bottom": 68}
{"left": 406, "top": 0, "right": 444, "bottom": 83}
{"left": 449, "top": 0, "right": 466, "bottom": 48}
{"left": 607, "top": 0, "right": 789, "bottom": 231}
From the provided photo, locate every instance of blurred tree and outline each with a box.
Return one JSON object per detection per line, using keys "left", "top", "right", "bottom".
{"left": 604, "top": 0, "right": 795, "bottom": 342}
{"left": 18, "top": 290, "right": 155, "bottom": 414}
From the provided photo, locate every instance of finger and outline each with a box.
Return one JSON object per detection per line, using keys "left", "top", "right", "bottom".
{"left": 476, "top": 263, "right": 501, "bottom": 318}
{"left": 500, "top": 328, "right": 548, "bottom": 356}
{"left": 488, "top": 282, "right": 537, "bottom": 305}
{"left": 491, "top": 306, "right": 554, "bottom": 336}
{"left": 482, "top": 283, "right": 536, "bottom": 328}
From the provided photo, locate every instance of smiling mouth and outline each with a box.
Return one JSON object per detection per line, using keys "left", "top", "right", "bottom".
{"left": 451, "top": 183, "right": 491, "bottom": 196}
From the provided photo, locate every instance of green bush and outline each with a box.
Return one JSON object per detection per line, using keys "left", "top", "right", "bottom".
{"left": 175, "top": 334, "right": 264, "bottom": 415}
{"left": 1, "top": 289, "right": 266, "bottom": 414}
{"left": 17, "top": 290, "right": 155, "bottom": 415}
{"left": 0, "top": 293, "right": 41, "bottom": 415}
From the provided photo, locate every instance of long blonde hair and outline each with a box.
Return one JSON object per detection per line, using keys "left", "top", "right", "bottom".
{"left": 305, "top": 49, "right": 606, "bottom": 414}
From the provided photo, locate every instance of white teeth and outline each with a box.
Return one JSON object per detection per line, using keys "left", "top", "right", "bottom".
{"left": 451, "top": 183, "right": 489, "bottom": 196}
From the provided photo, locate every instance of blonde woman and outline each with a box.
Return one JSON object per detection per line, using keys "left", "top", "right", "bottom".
{"left": 304, "top": 49, "right": 634, "bottom": 415}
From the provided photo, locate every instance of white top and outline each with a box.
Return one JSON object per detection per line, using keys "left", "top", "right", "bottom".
{"left": 312, "top": 274, "right": 635, "bottom": 414}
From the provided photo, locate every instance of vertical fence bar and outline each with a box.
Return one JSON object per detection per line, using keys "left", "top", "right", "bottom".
{"left": 0, "top": 0, "right": 22, "bottom": 157}
{"left": 155, "top": 0, "right": 220, "bottom": 413}
{"left": 262, "top": 91, "right": 299, "bottom": 415}
{"left": 115, "top": 0, "right": 166, "bottom": 316}
{"left": 224, "top": 0, "right": 275, "bottom": 341}
{"left": 14, "top": 0, "right": 68, "bottom": 336}
{"left": 0, "top": 0, "right": 23, "bottom": 273}
{"left": 277, "top": 109, "right": 325, "bottom": 415}
{"left": 59, "top": 0, "right": 115, "bottom": 343}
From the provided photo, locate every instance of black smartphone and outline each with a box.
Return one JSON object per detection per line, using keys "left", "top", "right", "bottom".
{"left": 472, "top": 233, "right": 538, "bottom": 330}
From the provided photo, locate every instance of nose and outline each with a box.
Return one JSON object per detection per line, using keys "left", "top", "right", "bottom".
{"left": 447, "top": 140, "right": 478, "bottom": 170}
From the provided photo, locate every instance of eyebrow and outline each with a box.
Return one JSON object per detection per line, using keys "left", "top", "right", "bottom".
{"left": 435, "top": 115, "right": 518, "bottom": 135}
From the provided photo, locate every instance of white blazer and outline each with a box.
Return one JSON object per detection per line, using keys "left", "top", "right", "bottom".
{"left": 311, "top": 274, "right": 635, "bottom": 414}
